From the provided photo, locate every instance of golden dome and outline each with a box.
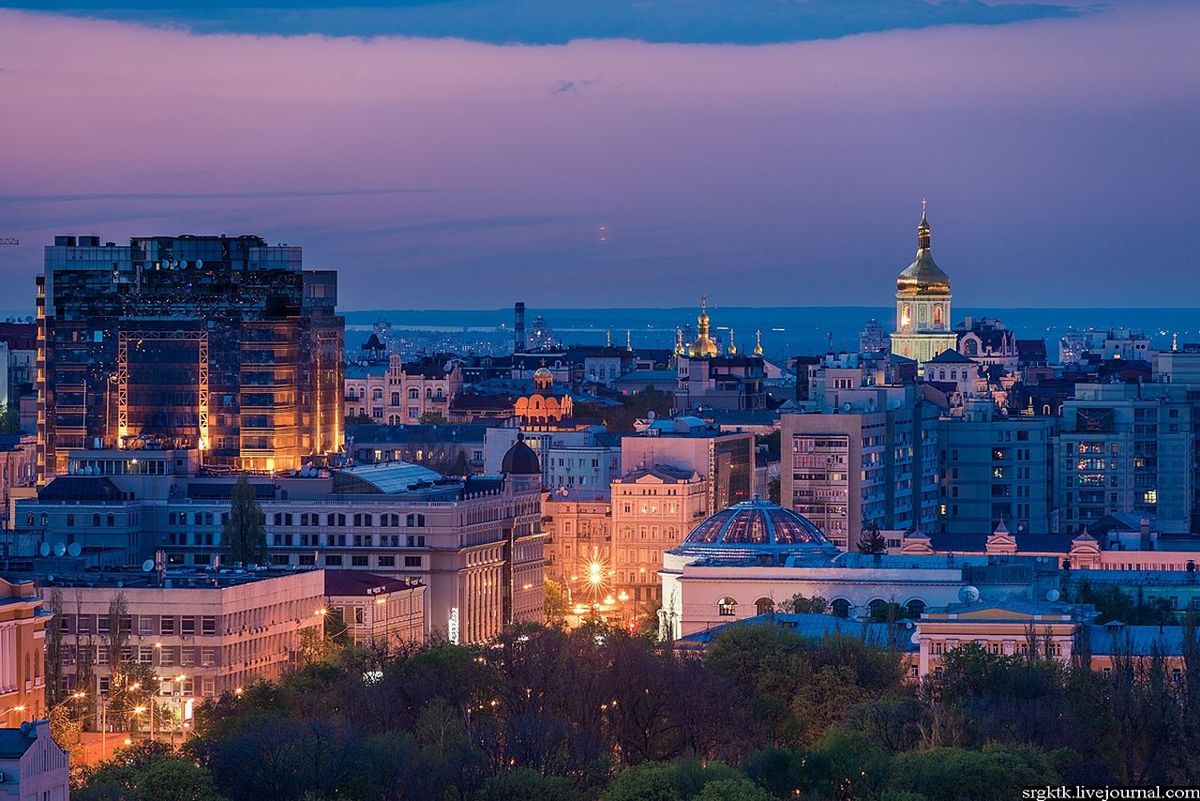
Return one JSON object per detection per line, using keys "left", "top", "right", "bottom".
{"left": 896, "top": 202, "right": 951, "bottom": 296}
{"left": 689, "top": 296, "right": 720, "bottom": 358}
{"left": 533, "top": 366, "right": 554, "bottom": 390}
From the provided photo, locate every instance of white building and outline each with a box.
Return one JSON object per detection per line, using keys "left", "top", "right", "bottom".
{"left": 660, "top": 498, "right": 1052, "bottom": 641}
{"left": 0, "top": 720, "right": 69, "bottom": 801}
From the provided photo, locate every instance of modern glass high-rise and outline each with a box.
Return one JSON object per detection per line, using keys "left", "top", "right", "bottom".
{"left": 36, "top": 234, "right": 343, "bottom": 481}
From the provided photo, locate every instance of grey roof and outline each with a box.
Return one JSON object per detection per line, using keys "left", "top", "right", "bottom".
{"left": 927, "top": 349, "right": 976, "bottom": 364}
{"left": 346, "top": 423, "right": 489, "bottom": 445}
{"left": 613, "top": 369, "right": 677, "bottom": 384}
{"left": 38, "top": 476, "right": 124, "bottom": 502}
{"left": 678, "top": 613, "right": 917, "bottom": 652}
{"left": 927, "top": 532, "right": 1072, "bottom": 554}
{"left": 1086, "top": 624, "right": 1197, "bottom": 657}
{"left": 325, "top": 570, "right": 420, "bottom": 597}
{"left": 333, "top": 461, "right": 445, "bottom": 493}
{"left": 345, "top": 363, "right": 388, "bottom": 380}
{"left": 0, "top": 724, "right": 41, "bottom": 758}
{"left": 620, "top": 464, "right": 696, "bottom": 482}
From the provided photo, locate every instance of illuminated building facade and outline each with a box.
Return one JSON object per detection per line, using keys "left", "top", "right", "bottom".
{"left": 343, "top": 353, "right": 462, "bottom": 424}
{"left": 33, "top": 569, "right": 324, "bottom": 705}
{"left": 0, "top": 578, "right": 49, "bottom": 724}
{"left": 37, "top": 234, "right": 343, "bottom": 481}
{"left": 890, "top": 203, "right": 957, "bottom": 365}
{"left": 610, "top": 465, "right": 708, "bottom": 611}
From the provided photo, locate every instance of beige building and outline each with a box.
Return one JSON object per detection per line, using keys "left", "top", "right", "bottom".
{"left": 620, "top": 424, "right": 755, "bottom": 515}
{"left": 44, "top": 568, "right": 324, "bottom": 709}
{"left": 542, "top": 492, "right": 612, "bottom": 601}
{"left": 345, "top": 353, "right": 463, "bottom": 424}
{"left": 0, "top": 579, "right": 48, "bottom": 726}
{"left": 611, "top": 465, "right": 708, "bottom": 613}
{"left": 324, "top": 571, "right": 428, "bottom": 650}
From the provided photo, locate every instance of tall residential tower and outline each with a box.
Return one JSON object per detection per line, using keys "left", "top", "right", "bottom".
{"left": 36, "top": 234, "right": 343, "bottom": 481}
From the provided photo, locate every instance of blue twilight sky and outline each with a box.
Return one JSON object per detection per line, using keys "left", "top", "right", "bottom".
{"left": 0, "top": 1, "right": 1196, "bottom": 310}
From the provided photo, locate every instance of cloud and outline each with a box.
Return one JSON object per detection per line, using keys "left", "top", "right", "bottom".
{"left": 0, "top": 3, "right": 1196, "bottom": 309}
{"left": 6, "top": 0, "right": 1087, "bottom": 44}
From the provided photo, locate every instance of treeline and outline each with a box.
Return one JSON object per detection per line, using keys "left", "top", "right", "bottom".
{"left": 74, "top": 619, "right": 1200, "bottom": 801}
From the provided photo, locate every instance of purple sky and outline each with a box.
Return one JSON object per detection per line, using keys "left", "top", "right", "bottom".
{"left": 0, "top": 3, "right": 1197, "bottom": 310}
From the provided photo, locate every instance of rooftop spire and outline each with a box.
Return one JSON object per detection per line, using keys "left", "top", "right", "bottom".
{"left": 753, "top": 329, "right": 763, "bottom": 357}
{"left": 917, "top": 198, "right": 931, "bottom": 251}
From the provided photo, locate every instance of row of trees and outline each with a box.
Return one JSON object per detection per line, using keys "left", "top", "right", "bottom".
{"left": 71, "top": 615, "right": 1200, "bottom": 800}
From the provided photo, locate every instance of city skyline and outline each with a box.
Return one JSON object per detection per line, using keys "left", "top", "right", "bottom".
{"left": 1, "top": 1, "right": 1197, "bottom": 309}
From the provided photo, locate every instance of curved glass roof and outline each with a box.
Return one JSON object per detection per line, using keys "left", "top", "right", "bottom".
{"left": 333, "top": 461, "right": 445, "bottom": 494}
{"left": 674, "top": 497, "right": 832, "bottom": 556}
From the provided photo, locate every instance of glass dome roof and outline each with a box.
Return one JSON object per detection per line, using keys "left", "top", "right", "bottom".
{"left": 676, "top": 497, "right": 831, "bottom": 556}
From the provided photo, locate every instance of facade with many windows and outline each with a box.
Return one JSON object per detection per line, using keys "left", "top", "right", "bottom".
{"left": 12, "top": 444, "right": 545, "bottom": 645}
{"left": 36, "top": 569, "right": 324, "bottom": 708}
{"left": 610, "top": 465, "right": 708, "bottom": 613}
{"left": 1057, "top": 383, "right": 1200, "bottom": 534}
{"left": 937, "top": 411, "right": 1057, "bottom": 536}
{"left": 344, "top": 354, "right": 462, "bottom": 424}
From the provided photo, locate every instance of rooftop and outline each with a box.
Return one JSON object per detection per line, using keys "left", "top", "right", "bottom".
{"left": 331, "top": 461, "right": 447, "bottom": 494}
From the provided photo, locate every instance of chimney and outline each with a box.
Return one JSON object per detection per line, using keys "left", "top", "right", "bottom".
{"left": 1140, "top": 517, "right": 1152, "bottom": 550}
{"left": 514, "top": 302, "right": 526, "bottom": 353}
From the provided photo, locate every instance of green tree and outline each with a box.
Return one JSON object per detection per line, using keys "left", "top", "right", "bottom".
{"left": 477, "top": 769, "right": 574, "bottom": 801}
{"left": 695, "top": 777, "right": 774, "bottom": 801}
{"left": 0, "top": 405, "right": 20, "bottom": 435}
{"left": 221, "top": 476, "right": 267, "bottom": 565}
{"left": 888, "top": 745, "right": 1059, "bottom": 801}
{"left": 345, "top": 412, "right": 374, "bottom": 425}
{"left": 44, "top": 588, "right": 65, "bottom": 706}
{"left": 857, "top": 522, "right": 887, "bottom": 555}
{"left": 419, "top": 411, "right": 448, "bottom": 425}
{"left": 543, "top": 578, "right": 569, "bottom": 625}
{"left": 76, "top": 740, "right": 228, "bottom": 801}
{"left": 781, "top": 594, "right": 827, "bottom": 615}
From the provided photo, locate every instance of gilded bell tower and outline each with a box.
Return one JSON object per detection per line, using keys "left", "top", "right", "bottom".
{"left": 890, "top": 200, "right": 958, "bottom": 365}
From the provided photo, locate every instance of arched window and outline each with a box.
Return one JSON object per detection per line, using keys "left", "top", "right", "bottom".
{"left": 390, "top": 392, "right": 400, "bottom": 406}
{"left": 408, "top": 388, "right": 419, "bottom": 400}
{"left": 965, "top": 339, "right": 977, "bottom": 356}
{"left": 933, "top": 305, "right": 943, "bottom": 326}
{"left": 830, "top": 599, "right": 851, "bottom": 618}
{"left": 868, "top": 599, "right": 890, "bottom": 620}
{"left": 372, "top": 388, "right": 383, "bottom": 401}
{"left": 717, "top": 597, "right": 737, "bottom": 616}
{"left": 939, "top": 370, "right": 945, "bottom": 381}
{"left": 755, "top": 598, "right": 775, "bottom": 616}
{"left": 905, "top": 599, "right": 927, "bottom": 619}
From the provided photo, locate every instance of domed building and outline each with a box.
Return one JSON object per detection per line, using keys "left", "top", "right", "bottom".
{"left": 890, "top": 201, "right": 959, "bottom": 365}
{"left": 500, "top": 432, "right": 541, "bottom": 476}
{"left": 513, "top": 365, "right": 574, "bottom": 430}
{"left": 659, "top": 496, "right": 1048, "bottom": 641}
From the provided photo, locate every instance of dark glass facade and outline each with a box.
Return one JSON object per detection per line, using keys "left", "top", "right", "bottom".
{"left": 37, "top": 235, "right": 343, "bottom": 480}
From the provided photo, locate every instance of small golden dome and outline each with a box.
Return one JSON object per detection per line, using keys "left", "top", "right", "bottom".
{"left": 896, "top": 202, "right": 951, "bottom": 296}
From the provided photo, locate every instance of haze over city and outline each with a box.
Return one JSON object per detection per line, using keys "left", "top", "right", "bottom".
{"left": 1, "top": 0, "right": 1197, "bottom": 308}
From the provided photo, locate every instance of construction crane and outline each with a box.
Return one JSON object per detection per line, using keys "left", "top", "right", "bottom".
{"left": 0, "top": 238, "right": 18, "bottom": 246}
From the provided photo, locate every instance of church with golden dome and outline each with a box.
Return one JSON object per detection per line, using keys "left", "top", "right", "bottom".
{"left": 890, "top": 201, "right": 959, "bottom": 366}
{"left": 513, "top": 365, "right": 575, "bottom": 429}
